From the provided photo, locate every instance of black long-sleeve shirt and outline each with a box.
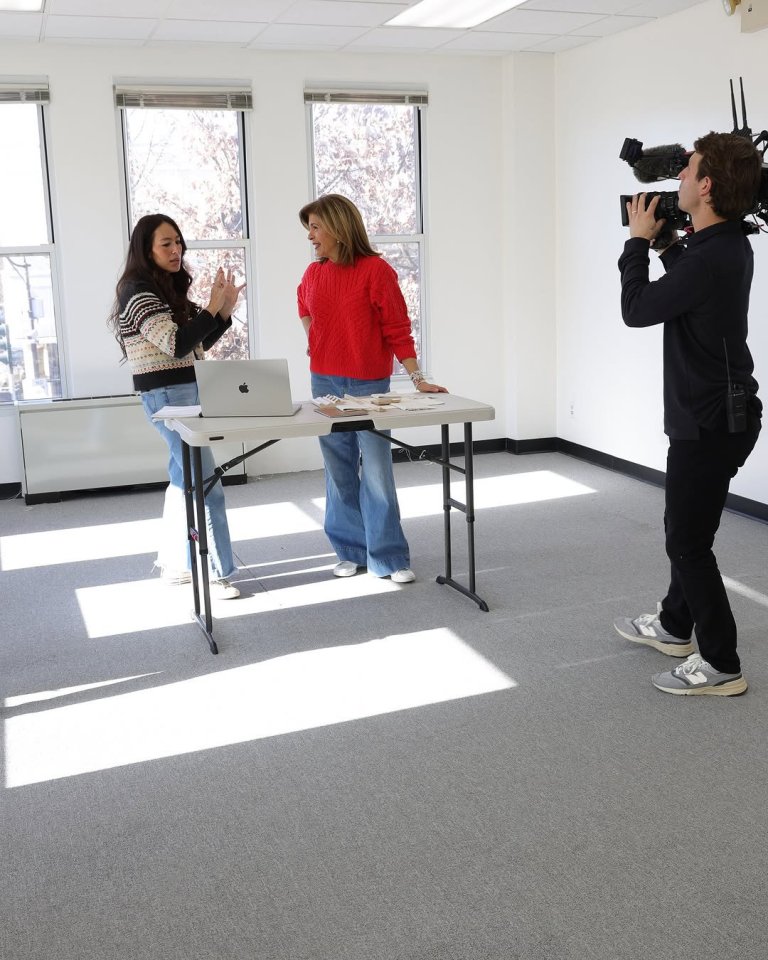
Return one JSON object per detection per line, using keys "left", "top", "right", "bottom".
{"left": 618, "top": 220, "right": 760, "bottom": 439}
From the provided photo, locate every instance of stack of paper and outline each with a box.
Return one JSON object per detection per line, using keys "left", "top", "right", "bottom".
{"left": 311, "top": 393, "right": 445, "bottom": 415}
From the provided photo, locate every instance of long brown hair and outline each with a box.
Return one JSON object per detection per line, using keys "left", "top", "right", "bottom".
{"left": 107, "top": 214, "right": 195, "bottom": 358}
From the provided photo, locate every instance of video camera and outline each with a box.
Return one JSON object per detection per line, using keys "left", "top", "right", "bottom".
{"left": 619, "top": 78, "right": 768, "bottom": 238}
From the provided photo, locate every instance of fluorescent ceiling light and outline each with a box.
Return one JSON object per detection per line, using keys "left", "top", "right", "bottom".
{"left": 387, "top": 0, "right": 526, "bottom": 29}
{"left": 0, "top": 1, "right": 44, "bottom": 11}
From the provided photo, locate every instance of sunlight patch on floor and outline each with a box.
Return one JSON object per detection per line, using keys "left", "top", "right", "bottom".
{"left": 5, "top": 674, "right": 161, "bottom": 709}
{"left": 313, "top": 470, "right": 596, "bottom": 519}
{"left": 3, "top": 629, "right": 516, "bottom": 788}
{"left": 0, "top": 501, "right": 322, "bottom": 571}
{"left": 75, "top": 570, "right": 400, "bottom": 638}
{"left": 1, "top": 472, "right": 592, "bottom": 572}
{"left": 722, "top": 576, "right": 768, "bottom": 609}
{"left": 0, "top": 518, "right": 161, "bottom": 571}
{"left": 226, "top": 501, "right": 323, "bottom": 540}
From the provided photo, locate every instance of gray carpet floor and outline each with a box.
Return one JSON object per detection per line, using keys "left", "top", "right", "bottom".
{"left": 1, "top": 451, "right": 767, "bottom": 960}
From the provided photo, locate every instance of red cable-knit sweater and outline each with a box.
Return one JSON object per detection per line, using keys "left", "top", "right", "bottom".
{"left": 297, "top": 254, "right": 417, "bottom": 379}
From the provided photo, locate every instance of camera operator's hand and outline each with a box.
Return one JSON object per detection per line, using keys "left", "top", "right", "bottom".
{"left": 650, "top": 222, "right": 681, "bottom": 254}
{"left": 626, "top": 193, "right": 665, "bottom": 243}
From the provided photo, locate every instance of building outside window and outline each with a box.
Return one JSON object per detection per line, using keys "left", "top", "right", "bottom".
{"left": 306, "top": 91, "right": 428, "bottom": 373}
{"left": 0, "top": 87, "right": 63, "bottom": 404}
{"left": 117, "top": 87, "right": 252, "bottom": 359}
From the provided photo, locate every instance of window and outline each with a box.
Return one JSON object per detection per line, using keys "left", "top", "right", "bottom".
{"left": 116, "top": 87, "right": 252, "bottom": 359}
{"left": 0, "top": 86, "right": 63, "bottom": 404}
{"left": 306, "top": 91, "right": 428, "bottom": 372}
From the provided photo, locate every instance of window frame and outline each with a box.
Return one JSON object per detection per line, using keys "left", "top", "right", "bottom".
{"left": 304, "top": 92, "right": 430, "bottom": 378}
{"left": 115, "top": 87, "right": 255, "bottom": 359}
{"left": 0, "top": 93, "right": 67, "bottom": 404}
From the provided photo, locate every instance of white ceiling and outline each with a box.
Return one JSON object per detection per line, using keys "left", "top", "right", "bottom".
{"left": 0, "top": 0, "right": 708, "bottom": 55}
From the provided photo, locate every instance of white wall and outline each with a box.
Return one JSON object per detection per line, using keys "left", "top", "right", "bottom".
{"left": 0, "top": 44, "right": 508, "bottom": 480}
{"left": 502, "top": 53, "right": 556, "bottom": 441}
{"left": 555, "top": 1, "right": 768, "bottom": 503}
{"left": 2, "top": 5, "right": 766, "bottom": 508}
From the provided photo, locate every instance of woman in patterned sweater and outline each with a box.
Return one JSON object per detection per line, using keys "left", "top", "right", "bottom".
{"left": 109, "top": 214, "right": 244, "bottom": 599}
{"left": 298, "top": 194, "right": 447, "bottom": 584}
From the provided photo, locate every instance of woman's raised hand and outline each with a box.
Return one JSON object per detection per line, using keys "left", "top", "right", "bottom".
{"left": 219, "top": 268, "right": 247, "bottom": 319}
{"left": 206, "top": 268, "right": 246, "bottom": 319}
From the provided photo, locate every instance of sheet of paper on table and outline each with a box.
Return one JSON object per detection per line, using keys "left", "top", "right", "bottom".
{"left": 151, "top": 405, "right": 202, "bottom": 420}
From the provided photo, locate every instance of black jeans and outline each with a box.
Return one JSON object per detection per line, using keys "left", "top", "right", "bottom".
{"left": 659, "top": 417, "right": 761, "bottom": 673}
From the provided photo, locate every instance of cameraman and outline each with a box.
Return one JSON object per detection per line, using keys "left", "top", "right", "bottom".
{"left": 614, "top": 131, "right": 762, "bottom": 696}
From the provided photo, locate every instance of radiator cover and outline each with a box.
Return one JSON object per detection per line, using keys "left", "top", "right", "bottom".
{"left": 17, "top": 395, "right": 245, "bottom": 503}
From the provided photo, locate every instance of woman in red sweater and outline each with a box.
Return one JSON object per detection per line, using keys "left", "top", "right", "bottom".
{"left": 298, "top": 194, "right": 446, "bottom": 583}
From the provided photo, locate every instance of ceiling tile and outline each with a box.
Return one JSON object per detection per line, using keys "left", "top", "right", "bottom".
{"left": 151, "top": 19, "right": 267, "bottom": 43}
{"left": 48, "top": 36, "right": 146, "bottom": 46}
{"left": 571, "top": 13, "right": 652, "bottom": 35}
{"left": 249, "top": 22, "right": 369, "bottom": 46}
{"left": 623, "top": 0, "right": 705, "bottom": 15}
{"left": 277, "top": 1, "right": 408, "bottom": 27}
{"left": 440, "top": 30, "right": 557, "bottom": 52}
{"left": 43, "top": 15, "right": 156, "bottom": 39}
{"left": 484, "top": 9, "right": 605, "bottom": 32}
{"left": 518, "top": 1, "right": 642, "bottom": 13}
{"left": 0, "top": 12, "right": 41, "bottom": 37}
{"left": 344, "top": 26, "right": 459, "bottom": 49}
{"left": 527, "top": 33, "right": 595, "bottom": 51}
{"left": 165, "top": 0, "right": 295, "bottom": 21}
{"left": 46, "top": 0, "right": 169, "bottom": 15}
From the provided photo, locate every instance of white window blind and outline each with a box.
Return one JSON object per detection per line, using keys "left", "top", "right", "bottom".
{"left": 304, "top": 90, "right": 427, "bottom": 106}
{"left": 0, "top": 84, "right": 50, "bottom": 105}
{"left": 114, "top": 87, "right": 252, "bottom": 111}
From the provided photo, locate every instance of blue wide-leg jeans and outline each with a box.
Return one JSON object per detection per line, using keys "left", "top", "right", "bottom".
{"left": 140, "top": 382, "right": 237, "bottom": 580}
{"left": 311, "top": 374, "right": 410, "bottom": 577}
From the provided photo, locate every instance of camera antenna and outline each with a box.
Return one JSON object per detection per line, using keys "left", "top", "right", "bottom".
{"left": 730, "top": 77, "right": 752, "bottom": 139}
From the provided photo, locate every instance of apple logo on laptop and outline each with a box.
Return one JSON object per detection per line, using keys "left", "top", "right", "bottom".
{"left": 238, "top": 382, "right": 249, "bottom": 394}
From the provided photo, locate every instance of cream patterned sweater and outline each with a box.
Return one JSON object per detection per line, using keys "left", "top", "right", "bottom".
{"left": 118, "top": 281, "right": 230, "bottom": 391}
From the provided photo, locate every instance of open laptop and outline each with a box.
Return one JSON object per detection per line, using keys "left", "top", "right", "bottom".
{"left": 194, "top": 359, "right": 302, "bottom": 417}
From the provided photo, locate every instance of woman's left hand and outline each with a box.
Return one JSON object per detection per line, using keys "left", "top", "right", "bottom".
{"left": 218, "top": 269, "right": 247, "bottom": 319}
{"left": 417, "top": 380, "right": 448, "bottom": 393}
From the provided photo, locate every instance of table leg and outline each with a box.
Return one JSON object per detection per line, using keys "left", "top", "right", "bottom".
{"left": 438, "top": 424, "right": 452, "bottom": 582}
{"left": 183, "top": 441, "right": 218, "bottom": 654}
{"left": 433, "top": 422, "right": 489, "bottom": 612}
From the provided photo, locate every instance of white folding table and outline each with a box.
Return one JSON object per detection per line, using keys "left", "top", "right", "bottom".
{"left": 165, "top": 394, "right": 496, "bottom": 653}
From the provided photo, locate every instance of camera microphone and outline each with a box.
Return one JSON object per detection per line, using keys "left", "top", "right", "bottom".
{"left": 620, "top": 139, "right": 690, "bottom": 182}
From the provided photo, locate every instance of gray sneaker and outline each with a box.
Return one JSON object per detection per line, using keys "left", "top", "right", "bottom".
{"left": 614, "top": 604, "right": 694, "bottom": 657}
{"left": 652, "top": 654, "right": 747, "bottom": 697}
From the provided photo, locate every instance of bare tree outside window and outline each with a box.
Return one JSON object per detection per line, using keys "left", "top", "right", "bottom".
{"left": 122, "top": 107, "right": 250, "bottom": 360}
{"left": 309, "top": 101, "right": 426, "bottom": 370}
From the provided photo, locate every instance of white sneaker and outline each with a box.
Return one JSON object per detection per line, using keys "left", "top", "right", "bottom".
{"left": 391, "top": 568, "right": 415, "bottom": 584}
{"left": 210, "top": 578, "right": 240, "bottom": 600}
{"left": 333, "top": 561, "right": 359, "bottom": 578}
{"left": 162, "top": 569, "right": 192, "bottom": 586}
